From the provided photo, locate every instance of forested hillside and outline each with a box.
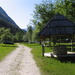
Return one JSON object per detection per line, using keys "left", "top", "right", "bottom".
{"left": 0, "top": 7, "right": 26, "bottom": 42}
{"left": 0, "top": 7, "right": 26, "bottom": 34}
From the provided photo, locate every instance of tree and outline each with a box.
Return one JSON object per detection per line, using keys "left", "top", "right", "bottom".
{"left": 15, "top": 32, "right": 23, "bottom": 42}
{"left": 32, "top": 0, "right": 55, "bottom": 26}
{"left": 31, "top": 0, "right": 75, "bottom": 41}
{"left": 0, "top": 28, "right": 14, "bottom": 42}
{"left": 27, "top": 25, "right": 33, "bottom": 43}
{"left": 32, "top": 0, "right": 55, "bottom": 41}
{"left": 55, "top": 0, "right": 75, "bottom": 21}
{"left": 23, "top": 33, "right": 28, "bottom": 42}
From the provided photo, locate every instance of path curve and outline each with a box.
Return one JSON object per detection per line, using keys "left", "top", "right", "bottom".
{"left": 0, "top": 44, "right": 41, "bottom": 75}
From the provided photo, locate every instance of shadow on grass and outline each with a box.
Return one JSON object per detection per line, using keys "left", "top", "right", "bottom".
{"left": 46, "top": 56, "right": 75, "bottom": 63}
{"left": 56, "top": 56, "right": 75, "bottom": 63}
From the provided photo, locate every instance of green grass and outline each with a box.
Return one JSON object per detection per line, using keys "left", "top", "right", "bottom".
{"left": 23, "top": 43, "right": 75, "bottom": 75}
{"left": 0, "top": 44, "right": 17, "bottom": 61}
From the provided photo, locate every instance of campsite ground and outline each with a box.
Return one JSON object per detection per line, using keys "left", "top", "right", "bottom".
{"left": 1, "top": 43, "right": 75, "bottom": 75}
{"left": 0, "top": 44, "right": 40, "bottom": 75}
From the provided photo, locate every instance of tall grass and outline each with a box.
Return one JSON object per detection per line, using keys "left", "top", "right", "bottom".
{"left": 0, "top": 44, "right": 17, "bottom": 61}
{"left": 23, "top": 43, "right": 75, "bottom": 75}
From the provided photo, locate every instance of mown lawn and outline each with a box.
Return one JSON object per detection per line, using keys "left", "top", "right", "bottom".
{"left": 0, "top": 44, "right": 17, "bottom": 61}
{"left": 23, "top": 43, "right": 75, "bottom": 75}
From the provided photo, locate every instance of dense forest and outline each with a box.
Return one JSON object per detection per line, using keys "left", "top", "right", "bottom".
{"left": 0, "top": 20, "right": 26, "bottom": 43}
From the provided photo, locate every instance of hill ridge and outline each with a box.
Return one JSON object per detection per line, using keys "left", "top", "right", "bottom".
{"left": 0, "top": 7, "right": 19, "bottom": 28}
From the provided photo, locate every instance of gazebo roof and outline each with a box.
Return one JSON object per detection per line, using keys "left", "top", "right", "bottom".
{"left": 38, "top": 13, "right": 75, "bottom": 37}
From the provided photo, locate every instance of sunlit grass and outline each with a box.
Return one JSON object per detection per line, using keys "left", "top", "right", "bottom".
{"left": 0, "top": 44, "right": 17, "bottom": 61}
{"left": 23, "top": 43, "right": 75, "bottom": 75}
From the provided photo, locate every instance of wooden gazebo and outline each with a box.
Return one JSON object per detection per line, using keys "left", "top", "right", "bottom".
{"left": 38, "top": 13, "right": 75, "bottom": 57}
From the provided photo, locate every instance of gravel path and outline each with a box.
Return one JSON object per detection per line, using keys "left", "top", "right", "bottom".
{"left": 0, "top": 44, "right": 41, "bottom": 75}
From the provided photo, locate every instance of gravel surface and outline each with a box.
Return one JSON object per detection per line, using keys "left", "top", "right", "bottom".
{"left": 0, "top": 44, "right": 41, "bottom": 75}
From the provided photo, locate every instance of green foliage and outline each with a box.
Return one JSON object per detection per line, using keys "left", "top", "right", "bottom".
{"left": 32, "top": 0, "right": 75, "bottom": 41}
{"left": 23, "top": 43, "right": 75, "bottom": 75}
{"left": 27, "top": 25, "right": 33, "bottom": 43}
{"left": 32, "top": 27, "right": 40, "bottom": 41}
{"left": 32, "top": 0, "right": 55, "bottom": 41}
{"left": 0, "top": 27, "right": 26, "bottom": 42}
{"left": 15, "top": 32, "right": 24, "bottom": 42}
{"left": 23, "top": 33, "right": 28, "bottom": 42}
{"left": 55, "top": 0, "right": 75, "bottom": 21}
{"left": 1, "top": 29, "right": 14, "bottom": 42}
{"left": 0, "top": 28, "right": 14, "bottom": 42}
{"left": 33, "top": 0, "right": 55, "bottom": 25}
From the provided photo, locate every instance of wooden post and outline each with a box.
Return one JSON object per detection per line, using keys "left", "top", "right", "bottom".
{"left": 71, "top": 39, "right": 73, "bottom": 52}
{"left": 42, "top": 45, "right": 45, "bottom": 56}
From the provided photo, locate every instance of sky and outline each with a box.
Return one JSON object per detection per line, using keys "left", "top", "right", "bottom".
{"left": 0, "top": 0, "right": 54, "bottom": 29}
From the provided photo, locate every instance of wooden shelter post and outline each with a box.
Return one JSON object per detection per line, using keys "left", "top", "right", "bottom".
{"left": 42, "top": 45, "right": 45, "bottom": 56}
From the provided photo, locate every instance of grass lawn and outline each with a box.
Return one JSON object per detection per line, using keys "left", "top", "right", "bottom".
{"left": 0, "top": 44, "right": 17, "bottom": 61}
{"left": 23, "top": 43, "right": 75, "bottom": 75}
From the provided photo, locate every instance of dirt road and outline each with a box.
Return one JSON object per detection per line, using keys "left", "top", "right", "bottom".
{"left": 0, "top": 44, "right": 41, "bottom": 75}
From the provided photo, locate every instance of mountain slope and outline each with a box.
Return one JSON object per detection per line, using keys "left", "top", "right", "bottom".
{"left": 0, "top": 7, "right": 19, "bottom": 28}
{"left": 0, "top": 7, "right": 26, "bottom": 34}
